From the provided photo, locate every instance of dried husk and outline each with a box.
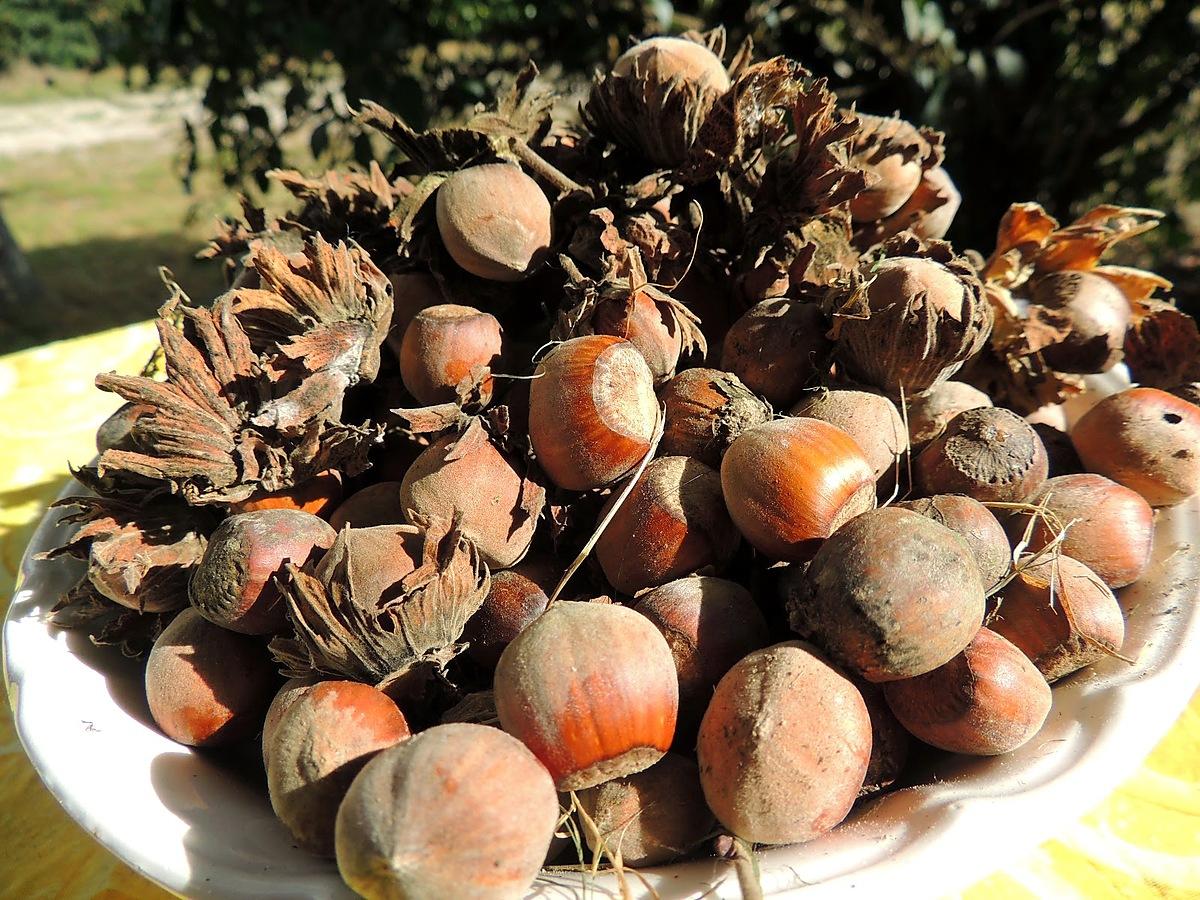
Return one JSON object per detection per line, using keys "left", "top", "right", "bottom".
{"left": 553, "top": 252, "right": 706, "bottom": 382}
{"left": 969, "top": 203, "right": 1172, "bottom": 410}
{"left": 582, "top": 29, "right": 731, "bottom": 169}
{"left": 824, "top": 234, "right": 991, "bottom": 397}
{"left": 739, "top": 80, "right": 867, "bottom": 301}
{"left": 845, "top": 113, "right": 944, "bottom": 221}
{"left": 41, "top": 486, "right": 213, "bottom": 614}
{"left": 94, "top": 239, "right": 390, "bottom": 505}
{"left": 270, "top": 514, "right": 489, "bottom": 691}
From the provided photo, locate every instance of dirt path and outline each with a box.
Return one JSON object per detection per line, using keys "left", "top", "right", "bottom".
{"left": 0, "top": 87, "right": 204, "bottom": 158}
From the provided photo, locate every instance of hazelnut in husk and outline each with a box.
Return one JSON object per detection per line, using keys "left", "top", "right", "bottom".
{"left": 583, "top": 32, "right": 730, "bottom": 168}
{"left": 399, "top": 425, "right": 545, "bottom": 570}
{"left": 659, "top": 367, "right": 772, "bottom": 467}
{"left": 826, "top": 238, "right": 991, "bottom": 397}
{"left": 1028, "top": 271, "right": 1131, "bottom": 374}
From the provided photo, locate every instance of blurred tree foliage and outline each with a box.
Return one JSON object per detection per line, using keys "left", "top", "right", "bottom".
{"left": 2, "top": 0, "right": 1197, "bottom": 253}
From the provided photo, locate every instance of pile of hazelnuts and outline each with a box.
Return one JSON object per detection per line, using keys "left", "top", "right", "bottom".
{"left": 64, "top": 32, "right": 1200, "bottom": 900}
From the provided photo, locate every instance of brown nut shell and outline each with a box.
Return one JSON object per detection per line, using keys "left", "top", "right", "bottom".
{"left": 463, "top": 558, "right": 555, "bottom": 670}
{"left": 916, "top": 406, "right": 1049, "bottom": 502}
{"left": 1070, "top": 387, "right": 1200, "bottom": 506}
{"left": 659, "top": 367, "right": 772, "bottom": 467}
{"left": 905, "top": 380, "right": 992, "bottom": 449}
{"left": 435, "top": 164, "right": 551, "bottom": 282}
{"left": 576, "top": 753, "right": 715, "bottom": 867}
{"left": 696, "top": 641, "right": 871, "bottom": 845}
{"left": 189, "top": 510, "right": 336, "bottom": 635}
{"left": 595, "top": 456, "right": 738, "bottom": 595}
{"left": 327, "top": 482, "right": 405, "bottom": 531}
{"left": 883, "top": 627, "right": 1052, "bottom": 755}
{"left": 894, "top": 494, "right": 1011, "bottom": 591}
{"left": 334, "top": 723, "right": 559, "bottom": 900}
{"left": 267, "top": 681, "right": 410, "bottom": 856}
{"left": 1008, "top": 474, "right": 1154, "bottom": 589}
{"left": 145, "top": 608, "right": 277, "bottom": 747}
{"left": 633, "top": 576, "right": 770, "bottom": 737}
{"left": 612, "top": 36, "right": 731, "bottom": 93}
{"left": 790, "top": 389, "right": 908, "bottom": 480}
{"left": 721, "top": 417, "right": 876, "bottom": 562}
{"left": 786, "top": 506, "right": 985, "bottom": 682}
{"left": 528, "top": 335, "right": 659, "bottom": 491}
{"left": 493, "top": 601, "right": 678, "bottom": 791}
{"left": 720, "top": 300, "right": 832, "bottom": 408}
{"left": 988, "top": 555, "right": 1125, "bottom": 682}
{"left": 398, "top": 303, "right": 503, "bottom": 406}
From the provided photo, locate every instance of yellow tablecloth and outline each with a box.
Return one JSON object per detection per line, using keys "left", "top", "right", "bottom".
{"left": 1, "top": 322, "right": 1197, "bottom": 899}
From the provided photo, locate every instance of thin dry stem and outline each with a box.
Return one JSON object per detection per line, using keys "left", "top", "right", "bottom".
{"left": 509, "top": 138, "right": 587, "bottom": 195}
{"left": 732, "top": 836, "right": 765, "bottom": 900}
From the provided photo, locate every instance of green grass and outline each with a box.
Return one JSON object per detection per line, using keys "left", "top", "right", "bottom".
{"left": 0, "top": 62, "right": 191, "bottom": 104}
{"left": 0, "top": 137, "right": 239, "bottom": 351}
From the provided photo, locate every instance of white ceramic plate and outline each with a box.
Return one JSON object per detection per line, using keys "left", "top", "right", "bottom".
{"left": 6, "top": 386, "right": 1200, "bottom": 899}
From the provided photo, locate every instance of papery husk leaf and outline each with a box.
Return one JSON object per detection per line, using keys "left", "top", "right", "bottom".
{"left": 388, "top": 369, "right": 492, "bottom": 437}
{"left": 848, "top": 113, "right": 944, "bottom": 173}
{"left": 358, "top": 64, "right": 553, "bottom": 174}
{"left": 198, "top": 195, "right": 271, "bottom": 262}
{"left": 270, "top": 516, "right": 489, "bottom": 686}
{"left": 681, "top": 56, "right": 806, "bottom": 184}
{"left": 39, "top": 490, "right": 213, "bottom": 614}
{"left": 95, "top": 248, "right": 386, "bottom": 504}
{"left": 239, "top": 234, "right": 393, "bottom": 385}
{"left": 981, "top": 203, "right": 1165, "bottom": 289}
{"left": 358, "top": 101, "right": 493, "bottom": 173}
{"left": 47, "top": 578, "right": 178, "bottom": 658}
{"left": 959, "top": 283, "right": 1084, "bottom": 412}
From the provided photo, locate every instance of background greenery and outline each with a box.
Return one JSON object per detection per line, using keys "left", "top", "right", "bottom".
{"left": 0, "top": 0, "right": 1196, "bottom": 350}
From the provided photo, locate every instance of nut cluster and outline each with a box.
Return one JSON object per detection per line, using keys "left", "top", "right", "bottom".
{"left": 42, "top": 23, "right": 1200, "bottom": 900}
